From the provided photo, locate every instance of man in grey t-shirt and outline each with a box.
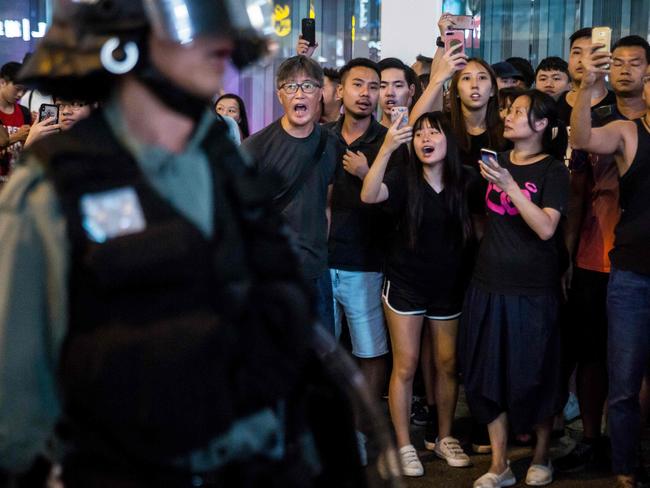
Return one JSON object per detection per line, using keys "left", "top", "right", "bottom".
{"left": 242, "top": 55, "right": 339, "bottom": 333}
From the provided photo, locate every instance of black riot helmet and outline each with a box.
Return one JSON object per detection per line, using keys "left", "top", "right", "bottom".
{"left": 20, "top": 0, "right": 273, "bottom": 109}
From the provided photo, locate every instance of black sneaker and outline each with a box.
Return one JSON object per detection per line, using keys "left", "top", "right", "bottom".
{"left": 554, "top": 440, "right": 595, "bottom": 472}
{"left": 423, "top": 405, "right": 439, "bottom": 450}
{"left": 471, "top": 422, "right": 492, "bottom": 454}
{"left": 424, "top": 420, "right": 438, "bottom": 451}
{"left": 410, "top": 397, "right": 429, "bottom": 426}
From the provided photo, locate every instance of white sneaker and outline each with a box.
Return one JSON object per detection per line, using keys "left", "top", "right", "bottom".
{"left": 434, "top": 436, "right": 472, "bottom": 467}
{"left": 473, "top": 463, "right": 517, "bottom": 488}
{"left": 398, "top": 444, "right": 424, "bottom": 477}
{"left": 525, "top": 461, "right": 554, "bottom": 486}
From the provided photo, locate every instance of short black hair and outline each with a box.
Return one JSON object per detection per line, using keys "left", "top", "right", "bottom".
{"left": 378, "top": 57, "right": 418, "bottom": 87}
{"left": 535, "top": 56, "right": 570, "bottom": 77}
{"left": 613, "top": 35, "right": 650, "bottom": 64}
{"left": 276, "top": 55, "right": 324, "bottom": 89}
{"left": 0, "top": 62, "right": 23, "bottom": 83}
{"left": 323, "top": 67, "right": 341, "bottom": 84}
{"left": 416, "top": 54, "right": 433, "bottom": 65}
{"left": 570, "top": 27, "right": 592, "bottom": 47}
{"left": 506, "top": 57, "right": 535, "bottom": 88}
{"left": 498, "top": 87, "right": 526, "bottom": 108}
{"left": 338, "top": 58, "right": 380, "bottom": 83}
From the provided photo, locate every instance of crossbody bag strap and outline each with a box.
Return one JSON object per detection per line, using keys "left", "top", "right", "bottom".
{"left": 273, "top": 128, "right": 328, "bottom": 213}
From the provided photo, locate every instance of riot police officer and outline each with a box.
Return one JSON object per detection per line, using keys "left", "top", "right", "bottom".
{"left": 0, "top": 1, "right": 392, "bottom": 486}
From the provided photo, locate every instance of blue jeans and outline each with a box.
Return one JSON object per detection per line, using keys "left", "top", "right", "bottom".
{"left": 607, "top": 267, "right": 650, "bottom": 475}
{"left": 313, "top": 269, "right": 335, "bottom": 336}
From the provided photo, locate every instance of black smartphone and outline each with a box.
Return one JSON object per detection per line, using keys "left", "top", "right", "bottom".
{"left": 301, "top": 18, "right": 316, "bottom": 47}
{"left": 38, "top": 103, "right": 59, "bottom": 124}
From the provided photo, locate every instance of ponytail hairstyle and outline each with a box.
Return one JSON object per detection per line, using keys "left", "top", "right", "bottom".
{"left": 448, "top": 58, "right": 505, "bottom": 154}
{"left": 405, "top": 111, "right": 473, "bottom": 248}
{"left": 519, "top": 89, "right": 568, "bottom": 160}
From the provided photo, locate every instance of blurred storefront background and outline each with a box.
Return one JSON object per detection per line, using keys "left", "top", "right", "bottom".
{"left": 1, "top": 0, "right": 648, "bottom": 132}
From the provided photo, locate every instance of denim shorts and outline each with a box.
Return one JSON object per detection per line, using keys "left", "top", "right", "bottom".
{"left": 330, "top": 269, "right": 388, "bottom": 358}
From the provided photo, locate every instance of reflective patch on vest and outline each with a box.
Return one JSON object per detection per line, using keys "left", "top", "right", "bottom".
{"left": 80, "top": 187, "right": 146, "bottom": 243}
{"left": 172, "top": 403, "right": 286, "bottom": 472}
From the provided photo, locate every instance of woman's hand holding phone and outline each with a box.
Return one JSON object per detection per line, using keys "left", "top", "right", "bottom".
{"left": 431, "top": 42, "right": 467, "bottom": 86}
{"left": 382, "top": 114, "right": 413, "bottom": 154}
{"left": 479, "top": 151, "right": 516, "bottom": 192}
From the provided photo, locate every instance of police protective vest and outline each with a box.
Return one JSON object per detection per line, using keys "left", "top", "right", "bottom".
{"left": 29, "top": 112, "right": 330, "bottom": 471}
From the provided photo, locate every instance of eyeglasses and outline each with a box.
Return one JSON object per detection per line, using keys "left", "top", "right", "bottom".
{"left": 279, "top": 81, "right": 321, "bottom": 94}
{"left": 57, "top": 101, "right": 87, "bottom": 110}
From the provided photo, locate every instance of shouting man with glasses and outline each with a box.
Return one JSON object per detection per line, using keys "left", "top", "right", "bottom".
{"left": 242, "top": 55, "right": 339, "bottom": 334}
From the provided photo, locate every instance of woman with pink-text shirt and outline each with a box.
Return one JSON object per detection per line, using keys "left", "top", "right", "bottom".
{"left": 459, "top": 90, "right": 569, "bottom": 488}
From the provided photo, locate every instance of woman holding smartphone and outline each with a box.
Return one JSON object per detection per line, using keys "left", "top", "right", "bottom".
{"left": 361, "top": 111, "right": 481, "bottom": 476}
{"left": 460, "top": 90, "right": 569, "bottom": 488}
{"left": 412, "top": 47, "right": 505, "bottom": 172}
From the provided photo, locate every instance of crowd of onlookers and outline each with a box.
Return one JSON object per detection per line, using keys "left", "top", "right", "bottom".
{"left": 1, "top": 13, "right": 649, "bottom": 488}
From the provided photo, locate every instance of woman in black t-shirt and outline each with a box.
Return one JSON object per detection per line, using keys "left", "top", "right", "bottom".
{"left": 460, "top": 90, "right": 570, "bottom": 488}
{"left": 362, "top": 111, "right": 478, "bottom": 475}
{"left": 447, "top": 58, "right": 507, "bottom": 171}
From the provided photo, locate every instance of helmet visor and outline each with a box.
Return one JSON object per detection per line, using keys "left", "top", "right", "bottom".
{"left": 144, "top": 0, "right": 274, "bottom": 45}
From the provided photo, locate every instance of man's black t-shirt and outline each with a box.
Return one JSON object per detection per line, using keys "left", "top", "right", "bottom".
{"left": 242, "top": 120, "right": 338, "bottom": 279}
{"left": 473, "top": 152, "right": 569, "bottom": 295}
{"left": 382, "top": 166, "right": 483, "bottom": 299}
{"left": 326, "top": 116, "right": 408, "bottom": 272}
{"left": 556, "top": 89, "right": 616, "bottom": 125}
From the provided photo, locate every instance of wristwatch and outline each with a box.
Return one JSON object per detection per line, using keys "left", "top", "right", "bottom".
{"left": 436, "top": 36, "right": 445, "bottom": 48}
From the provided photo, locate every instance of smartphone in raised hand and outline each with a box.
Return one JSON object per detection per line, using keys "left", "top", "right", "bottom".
{"left": 301, "top": 18, "right": 316, "bottom": 46}
{"left": 391, "top": 106, "right": 409, "bottom": 130}
{"left": 38, "top": 103, "right": 59, "bottom": 124}
{"left": 592, "top": 26, "right": 612, "bottom": 53}
{"left": 444, "top": 30, "right": 465, "bottom": 55}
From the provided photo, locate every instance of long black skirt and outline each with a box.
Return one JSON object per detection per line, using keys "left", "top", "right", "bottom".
{"left": 458, "top": 284, "right": 566, "bottom": 434}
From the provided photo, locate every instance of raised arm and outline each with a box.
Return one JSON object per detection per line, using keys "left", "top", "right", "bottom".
{"left": 361, "top": 115, "right": 412, "bottom": 203}
{"left": 410, "top": 14, "right": 468, "bottom": 123}
{"left": 570, "top": 45, "right": 626, "bottom": 155}
{"left": 296, "top": 35, "right": 318, "bottom": 57}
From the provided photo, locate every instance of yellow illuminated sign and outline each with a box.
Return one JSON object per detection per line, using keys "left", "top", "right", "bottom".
{"left": 273, "top": 4, "right": 291, "bottom": 37}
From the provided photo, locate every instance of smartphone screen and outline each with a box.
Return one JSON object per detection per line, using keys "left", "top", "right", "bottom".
{"left": 444, "top": 30, "right": 465, "bottom": 54}
{"left": 38, "top": 103, "right": 59, "bottom": 124}
{"left": 301, "top": 18, "right": 316, "bottom": 46}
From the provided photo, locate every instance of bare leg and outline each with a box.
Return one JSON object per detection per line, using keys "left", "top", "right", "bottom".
{"left": 384, "top": 303, "right": 424, "bottom": 448}
{"left": 576, "top": 361, "right": 608, "bottom": 439}
{"left": 429, "top": 318, "right": 459, "bottom": 439}
{"left": 359, "top": 355, "right": 387, "bottom": 402}
{"left": 487, "top": 413, "right": 509, "bottom": 474}
{"left": 532, "top": 417, "right": 553, "bottom": 466}
{"left": 420, "top": 327, "right": 436, "bottom": 407}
